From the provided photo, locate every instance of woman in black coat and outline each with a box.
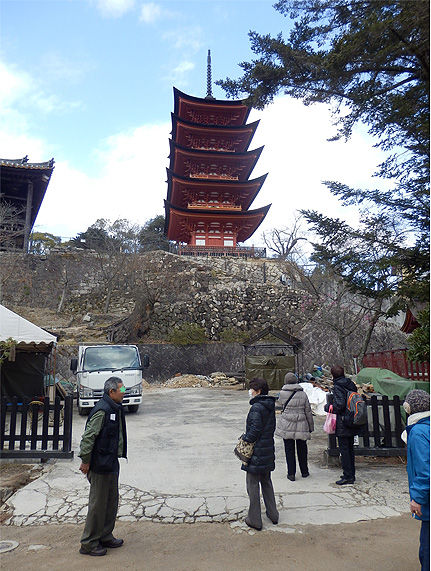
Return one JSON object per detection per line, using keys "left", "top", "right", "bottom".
{"left": 242, "top": 378, "right": 279, "bottom": 530}
{"left": 325, "top": 365, "right": 364, "bottom": 485}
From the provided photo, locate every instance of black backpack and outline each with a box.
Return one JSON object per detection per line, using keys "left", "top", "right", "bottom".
{"left": 344, "top": 390, "right": 367, "bottom": 426}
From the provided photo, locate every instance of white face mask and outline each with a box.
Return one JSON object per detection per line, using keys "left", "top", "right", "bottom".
{"left": 248, "top": 389, "right": 254, "bottom": 398}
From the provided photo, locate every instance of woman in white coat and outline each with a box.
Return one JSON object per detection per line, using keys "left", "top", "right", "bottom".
{"left": 275, "top": 372, "right": 314, "bottom": 481}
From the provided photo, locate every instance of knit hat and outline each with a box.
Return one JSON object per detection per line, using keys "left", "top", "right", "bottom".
{"left": 284, "top": 372, "right": 298, "bottom": 384}
{"left": 404, "top": 390, "right": 430, "bottom": 415}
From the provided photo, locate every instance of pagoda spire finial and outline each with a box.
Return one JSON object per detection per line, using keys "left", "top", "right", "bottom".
{"left": 205, "top": 49, "right": 215, "bottom": 100}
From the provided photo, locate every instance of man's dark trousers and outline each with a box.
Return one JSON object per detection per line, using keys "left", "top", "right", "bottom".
{"left": 80, "top": 471, "right": 119, "bottom": 551}
{"left": 419, "top": 520, "right": 430, "bottom": 571}
{"left": 338, "top": 436, "right": 355, "bottom": 480}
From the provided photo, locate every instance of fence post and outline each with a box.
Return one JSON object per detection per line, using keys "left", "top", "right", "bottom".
{"left": 63, "top": 396, "right": 73, "bottom": 452}
{"left": 41, "top": 397, "right": 50, "bottom": 450}
{"left": 9, "top": 397, "right": 18, "bottom": 451}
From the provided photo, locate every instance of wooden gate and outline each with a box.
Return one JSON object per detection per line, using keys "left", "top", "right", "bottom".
{"left": 0, "top": 395, "right": 74, "bottom": 460}
{"left": 326, "top": 394, "right": 406, "bottom": 458}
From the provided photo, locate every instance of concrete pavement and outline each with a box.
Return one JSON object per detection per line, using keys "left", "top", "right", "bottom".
{"left": 3, "top": 388, "right": 410, "bottom": 533}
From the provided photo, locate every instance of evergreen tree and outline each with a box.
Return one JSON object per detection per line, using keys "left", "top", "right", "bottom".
{"left": 218, "top": 0, "right": 429, "bottom": 304}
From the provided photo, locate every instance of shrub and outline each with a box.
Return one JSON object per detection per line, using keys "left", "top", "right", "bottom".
{"left": 219, "top": 327, "right": 249, "bottom": 343}
{"left": 168, "top": 323, "right": 208, "bottom": 345}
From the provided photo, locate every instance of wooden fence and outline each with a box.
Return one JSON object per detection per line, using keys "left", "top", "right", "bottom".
{"left": 326, "top": 394, "right": 406, "bottom": 457}
{"left": 362, "top": 348, "right": 429, "bottom": 381}
{"left": 0, "top": 395, "right": 74, "bottom": 460}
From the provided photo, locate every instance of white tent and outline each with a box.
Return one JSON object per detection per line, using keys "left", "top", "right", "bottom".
{"left": 0, "top": 304, "right": 57, "bottom": 348}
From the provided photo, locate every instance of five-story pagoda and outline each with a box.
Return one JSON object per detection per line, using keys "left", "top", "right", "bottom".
{"left": 164, "top": 51, "right": 270, "bottom": 257}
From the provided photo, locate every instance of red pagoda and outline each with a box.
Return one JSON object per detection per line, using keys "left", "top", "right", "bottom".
{"left": 164, "top": 51, "right": 270, "bottom": 257}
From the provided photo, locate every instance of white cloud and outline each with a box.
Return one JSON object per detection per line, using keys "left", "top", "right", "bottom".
{"left": 139, "top": 2, "right": 162, "bottom": 23}
{"left": 0, "top": 61, "right": 31, "bottom": 107}
{"left": 164, "top": 60, "right": 195, "bottom": 88}
{"left": 93, "top": 0, "right": 135, "bottom": 18}
{"left": 40, "top": 52, "right": 92, "bottom": 84}
{"left": 0, "top": 59, "right": 82, "bottom": 122}
{"left": 35, "top": 122, "right": 171, "bottom": 238}
{"left": 162, "top": 27, "right": 203, "bottom": 52}
{"left": 243, "top": 96, "right": 391, "bottom": 246}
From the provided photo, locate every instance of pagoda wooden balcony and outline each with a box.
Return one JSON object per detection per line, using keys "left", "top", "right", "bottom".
{"left": 187, "top": 203, "right": 242, "bottom": 211}
{"left": 170, "top": 243, "right": 266, "bottom": 259}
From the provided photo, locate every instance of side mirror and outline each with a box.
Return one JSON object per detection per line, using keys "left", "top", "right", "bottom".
{"left": 70, "top": 358, "right": 78, "bottom": 373}
{"left": 141, "top": 355, "right": 150, "bottom": 368}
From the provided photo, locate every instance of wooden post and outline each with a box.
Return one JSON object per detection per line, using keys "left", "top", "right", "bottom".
{"left": 23, "top": 180, "right": 34, "bottom": 252}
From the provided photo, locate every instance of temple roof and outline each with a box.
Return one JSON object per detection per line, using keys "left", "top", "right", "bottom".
{"left": 400, "top": 308, "right": 420, "bottom": 334}
{"left": 166, "top": 169, "right": 267, "bottom": 211}
{"left": 164, "top": 200, "right": 271, "bottom": 244}
{"left": 0, "top": 156, "right": 55, "bottom": 170}
{"left": 0, "top": 156, "right": 55, "bottom": 248}
{"left": 171, "top": 114, "right": 259, "bottom": 153}
{"left": 173, "top": 87, "right": 251, "bottom": 127}
{"left": 169, "top": 140, "right": 263, "bottom": 182}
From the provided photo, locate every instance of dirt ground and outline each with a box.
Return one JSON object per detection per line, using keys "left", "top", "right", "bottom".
{"left": 0, "top": 514, "right": 420, "bottom": 571}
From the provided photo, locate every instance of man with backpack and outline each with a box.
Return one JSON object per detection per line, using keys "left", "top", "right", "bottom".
{"left": 324, "top": 365, "right": 365, "bottom": 485}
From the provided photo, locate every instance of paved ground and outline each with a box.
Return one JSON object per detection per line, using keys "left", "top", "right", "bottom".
{"left": 1, "top": 387, "right": 418, "bottom": 570}
{"left": 2, "top": 388, "right": 410, "bottom": 529}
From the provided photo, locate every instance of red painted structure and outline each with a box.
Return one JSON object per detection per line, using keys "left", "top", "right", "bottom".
{"left": 362, "top": 348, "right": 429, "bottom": 381}
{"left": 164, "top": 86, "right": 270, "bottom": 254}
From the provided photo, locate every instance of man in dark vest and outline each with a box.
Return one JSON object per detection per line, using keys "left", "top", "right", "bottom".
{"left": 79, "top": 377, "right": 128, "bottom": 556}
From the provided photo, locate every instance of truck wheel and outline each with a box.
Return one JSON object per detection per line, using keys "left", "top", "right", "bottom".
{"left": 128, "top": 405, "right": 139, "bottom": 413}
{"left": 77, "top": 398, "right": 89, "bottom": 416}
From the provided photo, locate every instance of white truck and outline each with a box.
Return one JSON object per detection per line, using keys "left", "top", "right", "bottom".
{"left": 70, "top": 344, "right": 149, "bottom": 415}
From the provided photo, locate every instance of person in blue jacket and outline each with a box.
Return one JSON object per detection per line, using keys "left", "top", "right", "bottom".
{"left": 402, "top": 389, "right": 430, "bottom": 571}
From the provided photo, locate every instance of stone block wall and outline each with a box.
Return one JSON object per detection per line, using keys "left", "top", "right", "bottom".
{"left": 1, "top": 250, "right": 407, "bottom": 375}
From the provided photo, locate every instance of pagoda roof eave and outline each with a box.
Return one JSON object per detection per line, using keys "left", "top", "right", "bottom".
{"left": 171, "top": 114, "right": 259, "bottom": 152}
{"left": 166, "top": 168, "right": 268, "bottom": 188}
{"left": 171, "top": 113, "right": 260, "bottom": 133}
{"left": 173, "top": 86, "right": 250, "bottom": 109}
{"left": 164, "top": 200, "right": 271, "bottom": 243}
{"left": 169, "top": 139, "right": 264, "bottom": 160}
{"left": 166, "top": 201, "right": 271, "bottom": 217}
{"left": 166, "top": 169, "right": 268, "bottom": 209}
{"left": 173, "top": 87, "right": 252, "bottom": 125}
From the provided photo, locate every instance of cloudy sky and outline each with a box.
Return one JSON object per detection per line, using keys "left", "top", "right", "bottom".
{"left": 1, "top": 0, "right": 389, "bottom": 246}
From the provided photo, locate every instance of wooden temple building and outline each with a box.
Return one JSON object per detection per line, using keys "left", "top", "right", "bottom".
{"left": 164, "top": 51, "right": 270, "bottom": 258}
{"left": 0, "top": 156, "right": 55, "bottom": 252}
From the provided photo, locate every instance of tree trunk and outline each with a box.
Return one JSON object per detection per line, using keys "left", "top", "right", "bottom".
{"left": 57, "top": 266, "right": 68, "bottom": 314}
{"left": 106, "top": 297, "right": 154, "bottom": 343}
{"left": 355, "top": 307, "right": 382, "bottom": 367}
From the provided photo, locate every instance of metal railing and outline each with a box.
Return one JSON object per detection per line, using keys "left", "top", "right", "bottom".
{"left": 362, "top": 348, "right": 429, "bottom": 381}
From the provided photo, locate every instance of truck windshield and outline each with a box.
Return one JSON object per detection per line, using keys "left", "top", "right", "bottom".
{"left": 83, "top": 346, "right": 140, "bottom": 372}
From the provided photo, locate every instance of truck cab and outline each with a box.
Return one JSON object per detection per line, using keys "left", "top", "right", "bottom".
{"left": 71, "top": 344, "right": 149, "bottom": 415}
